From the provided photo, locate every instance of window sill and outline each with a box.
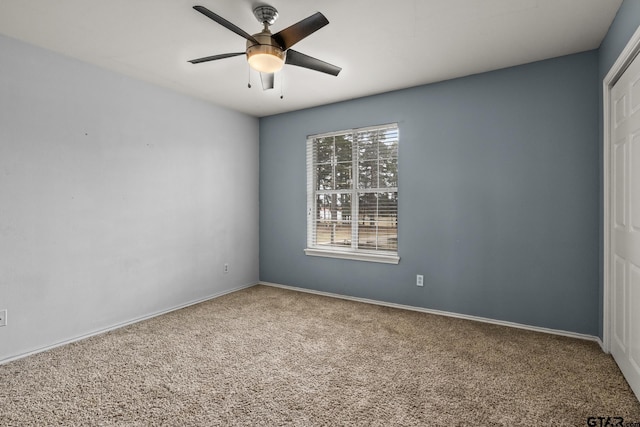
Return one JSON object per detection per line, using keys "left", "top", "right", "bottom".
{"left": 304, "top": 248, "right": 400, "bottom": 264}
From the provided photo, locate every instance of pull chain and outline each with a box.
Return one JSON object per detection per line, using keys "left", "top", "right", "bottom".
{"left": 247, "top": 66, "right": 252, "bottom": 89}
{"left": 280, "top": 73, "right": 284, "bottom": 99}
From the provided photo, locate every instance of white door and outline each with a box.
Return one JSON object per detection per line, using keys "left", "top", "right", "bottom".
{"left": 611, "top": 50, "right": 640, "bottom": 399}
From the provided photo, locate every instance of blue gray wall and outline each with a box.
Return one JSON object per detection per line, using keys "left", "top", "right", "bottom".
{"left": 597, "top": 0, "right": 640, "bottom": 339}
{"left": 0, "top": 34, "right": 259, "bottom": 363}
{"left": 260, "top": 51, "right": 599, "bottom": 335}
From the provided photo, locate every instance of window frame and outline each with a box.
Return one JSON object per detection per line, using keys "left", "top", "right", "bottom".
{"left": 305, "top": 123, "right": 400, "bottom": 264}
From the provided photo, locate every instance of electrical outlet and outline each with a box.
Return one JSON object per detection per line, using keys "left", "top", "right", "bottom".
{"left": 224, "top": 263, "right": 229, "bottom": 274}
{"left": 0, "top": 309, "right": 7, "bottom": 327}
{"left": 416, "top": 275, "right": 424, "bottom": 287}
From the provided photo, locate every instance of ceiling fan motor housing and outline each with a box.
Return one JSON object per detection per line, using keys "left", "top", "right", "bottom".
{"left": 246, "top": 31, "right": 285, "bottom": 73}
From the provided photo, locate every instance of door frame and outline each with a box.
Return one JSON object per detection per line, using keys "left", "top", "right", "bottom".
{"left": 603, "top": 25, "right": 640, "bottom": 353}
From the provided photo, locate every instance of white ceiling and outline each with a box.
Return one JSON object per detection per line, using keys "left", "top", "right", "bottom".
{"left": 0, "top": 0, "right": 623, "bottom": 117}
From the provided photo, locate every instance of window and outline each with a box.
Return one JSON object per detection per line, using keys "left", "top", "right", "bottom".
{"left": 305, "top": 123, "right": 399, "bottom": 264}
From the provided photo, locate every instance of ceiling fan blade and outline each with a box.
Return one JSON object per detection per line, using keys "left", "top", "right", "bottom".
{"left": 261, "top": 73, "right": 275, "bottom": 90}
{"left": 193, "top": 5, "right": 259, "bottom": 44}
{"left": 285, "top": 50, "right": 341, "bottom": 76}
{"left": 188, "top": 52, "right": 245, "bottom": 64}
{"left": 272, "top": 12, "right": 329, "bottom": 50}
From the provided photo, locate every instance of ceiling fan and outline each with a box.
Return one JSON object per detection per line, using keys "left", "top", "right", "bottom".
{"left": 188, "top": 4, "right": 342, "bottom": 91}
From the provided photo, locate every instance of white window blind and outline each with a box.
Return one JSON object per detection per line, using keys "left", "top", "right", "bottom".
{"left": 305, "top": 123, "right": 399, "bottom": 264}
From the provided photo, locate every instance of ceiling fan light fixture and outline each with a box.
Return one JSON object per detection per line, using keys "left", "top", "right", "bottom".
{"left": 189, "top": 5, "right": 342, "bottom": 87}
{"left": 247, "top": 44, "right": 285, "bottom": 73}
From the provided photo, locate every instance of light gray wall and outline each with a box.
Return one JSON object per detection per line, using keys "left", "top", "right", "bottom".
{"left": 0, "top": 34, "right": 259, "bottom": 362}
{"left": 597, "top": 0, "right": 640, "bottom": 339}
{"left": 260, "top": 51, "right": 599, "bottom": 335}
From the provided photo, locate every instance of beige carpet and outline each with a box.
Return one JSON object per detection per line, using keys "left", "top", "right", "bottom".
{"left": 1, "top": 285, "right": 638, "bottom": 426}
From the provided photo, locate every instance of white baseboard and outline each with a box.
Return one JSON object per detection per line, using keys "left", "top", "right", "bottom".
{"left": 260, "top": 281, "right": 602, "bottom": 346}
{"left": 0, "top": 281, "right": 258, "bottom": 366}
{"left": 5, "top": 280, "right": 602, "bottom": 366}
